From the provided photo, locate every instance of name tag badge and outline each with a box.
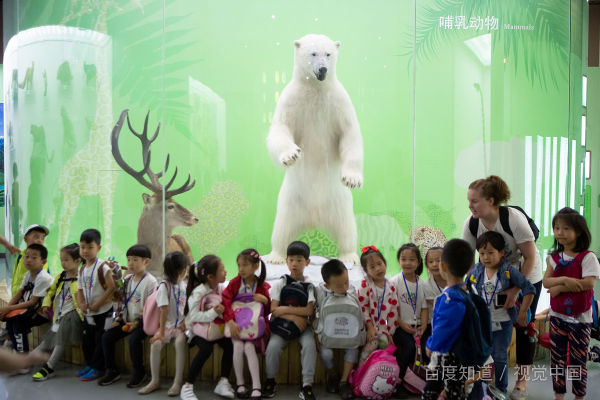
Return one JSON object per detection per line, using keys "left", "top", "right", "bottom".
{"left": 51, "top": 323, "right": 60, "bottom": 333}
{"left": 492, "top": 321, "right": 502, "bottom": 332}
{"left": 86, "top": 316, "right": 96, "bottom": 326}
{"left": 104, "top": 317, "right": 114, "bottom": 330}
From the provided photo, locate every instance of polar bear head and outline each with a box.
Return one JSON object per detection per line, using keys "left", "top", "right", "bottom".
{"left": 293, "top": 34, "right": 340, "bottom": 82}
{"left": 371, "top": 376, "right": 394, "bottom": 395}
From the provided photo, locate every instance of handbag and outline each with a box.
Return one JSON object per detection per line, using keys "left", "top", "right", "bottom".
{"left": 402, "top": 336, "right": 428, "bottom": 394}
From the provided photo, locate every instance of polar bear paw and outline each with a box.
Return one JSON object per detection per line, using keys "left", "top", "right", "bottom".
{"left": 341, "top": 169, "right": 363, "bottom": 189}
{"left": 280, "top": 146, "right": 302, "bottom": 167}
{"left": 338, "top": 252, "right": 361, "bottom": 266}
{"left": 262, "top": 252, "right": 287, "bottom": 265}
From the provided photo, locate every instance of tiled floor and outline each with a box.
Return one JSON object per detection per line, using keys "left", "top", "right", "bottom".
{"left": 0, "top": 356, "right": 599, "bottom": 400}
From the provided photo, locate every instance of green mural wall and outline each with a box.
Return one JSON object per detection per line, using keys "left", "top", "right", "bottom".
{"left": 2, "top": 0, "right": 588, "bottom": 277}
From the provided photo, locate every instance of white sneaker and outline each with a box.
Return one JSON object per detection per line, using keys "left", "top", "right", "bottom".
{"left": 214, "top": 379, "right": 235, "bottom": 399}
{"left": 9, "top": 367, "right": 30, "bottom": 377}
{"left": 180, "top": 383, "right": 198, "bottom": 400}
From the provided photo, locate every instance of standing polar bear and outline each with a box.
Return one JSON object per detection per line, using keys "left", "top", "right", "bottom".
{"left": 264, "top": 34, "right": 363, "bottom": 266}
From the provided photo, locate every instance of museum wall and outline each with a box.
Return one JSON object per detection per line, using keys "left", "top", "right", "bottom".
{"left": 1, "top": 0, "right": 589, "bottom": 284}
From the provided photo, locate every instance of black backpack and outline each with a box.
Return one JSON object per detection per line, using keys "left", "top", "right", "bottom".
{"left": 270, "top": 275, "right": 311, "bottom": 340}
{"left": 469, "top": 205, "right": 539, "bottom": 242}
{"left": 49, "top": 271, "right": 77, "bottom": 303}
{"left": 451, "top": 285, "right": 493, "bottom": 369}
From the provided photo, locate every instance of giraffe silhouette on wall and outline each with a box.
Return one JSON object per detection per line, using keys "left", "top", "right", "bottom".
{"left": 54, "top": 2, "right": 118, "bottom": 259}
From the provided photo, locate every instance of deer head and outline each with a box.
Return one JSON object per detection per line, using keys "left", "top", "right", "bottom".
{"left": 111, "top": 109, "right": 199, "bottom": 235}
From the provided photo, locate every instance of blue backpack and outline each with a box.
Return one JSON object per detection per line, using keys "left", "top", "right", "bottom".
{"left": 451, "top": 286, "right": 493, "bottom": 370}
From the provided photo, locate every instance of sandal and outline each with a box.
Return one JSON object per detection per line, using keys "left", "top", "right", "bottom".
{"left": 236, "top": 384, "right": 250, "bottom": 399}
{"left": 250, "top": 389, "right": 262, "bottom": 400}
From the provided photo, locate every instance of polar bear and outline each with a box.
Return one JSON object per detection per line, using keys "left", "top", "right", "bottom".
{"left": 264, "top": 34, "right": 363, "bottom": 266}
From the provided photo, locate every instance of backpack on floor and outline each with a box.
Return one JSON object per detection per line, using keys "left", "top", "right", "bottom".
{"left": 270, "top": 275, "right": 311, "bottom": 340}
{"left": 349, "top": 345, "right": 400, "bottom": 400}
{"left": 550, "top": 251, "right": 593, "bottom": 316}
{"left": 452, "top": 286, "right": 493, "bottom": 369}
{"left": 224, "top": 293, "right": 266, "bottom": 340}
{"left": 192, "top": 284, "right": 226, "bottom": 341}
{"left": 143, "top": 280, "right": 170, "bottom": 336}
{"left": 469, "top": 205, "right": 539, "bottom": 242}
{"left": 314, "top": 289, "right": 365, "bottom": 349}
{"left": 402, "top": 337, "right": 427, "bottom": 394}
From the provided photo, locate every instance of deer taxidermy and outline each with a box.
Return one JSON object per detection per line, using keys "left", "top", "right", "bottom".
{"left": 111, "top": 109, "right": 198, "bottom": 277}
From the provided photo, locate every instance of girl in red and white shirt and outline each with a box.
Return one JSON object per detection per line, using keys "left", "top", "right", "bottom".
{"left": 357, "top": 246, "right": 399, "bottom": 365}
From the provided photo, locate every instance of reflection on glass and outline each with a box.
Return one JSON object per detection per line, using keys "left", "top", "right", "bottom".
{"left": 571, "top": 140, "right": 577, "bottom": 208}
{"left": 582, "top": 115, "right": 587, "bottom": 146}
{"left": 583, "top": 75, "right": 587, "bottom": 107}
{"left": 585, "top": 150, "right": 591, "bottom": 179}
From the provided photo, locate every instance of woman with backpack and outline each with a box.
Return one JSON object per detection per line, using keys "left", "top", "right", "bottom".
{"left": 461, "top": 175, "right": 543, "bottom": 400}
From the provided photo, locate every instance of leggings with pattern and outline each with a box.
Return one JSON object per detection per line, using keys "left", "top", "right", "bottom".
{"left": 550, "top": 316, "right": 591, "bottom": 397}
{"left": 422, "top": 353, "right": 466, "bottom": 400}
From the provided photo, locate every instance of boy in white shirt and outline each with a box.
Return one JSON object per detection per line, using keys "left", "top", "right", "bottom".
{"left": 75, "top": 229, "right": 116, "bottom": 382}
{"left": 99, "top": 244, "right": 157, "bottom": 388}
{"left": 1, "top": 244, "right": 53, "bottom": 364}
{"left": 264, "top": 241, "right": 317, "bottom": 400}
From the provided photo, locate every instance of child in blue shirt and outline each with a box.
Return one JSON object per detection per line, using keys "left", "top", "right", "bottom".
{"left": 423, "top": 239, "right": 474, "bottom": 400}
{"left": 466, "top": 231, "right": 535, "bottom": 394}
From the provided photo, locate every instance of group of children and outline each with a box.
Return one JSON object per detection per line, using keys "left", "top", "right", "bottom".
{"left": 1, "top": 205, "right": 598, "bottom": 400}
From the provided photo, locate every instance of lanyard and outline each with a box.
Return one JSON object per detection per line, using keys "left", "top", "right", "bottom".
{"left": 173, "top": 282, "right": 181, "bottom": 328}
{"left": 58, "top": 282, "right": 70, "bottom": 318}
{"left": 123, "top": 273, "right": 147, "bottom": 312}
{"left": 84, "top": 259, "right": 99, "bottom": 306}
{"left": 434, "top": 280, "right": 443, "bottom": 294}
{"left": 376, "top": 281, "right": 386, "bottom": 322}
{"left": 484, "top": 271, "right": 501, "bottom": 307}
{"left": 242, "top": 278, "right": 256, "bottom": 294}
{"left": 558, "top": 252, "right": 571, "bottom": 266}
{"left": 402, "top": 273, "right": 418, "bottom": 324}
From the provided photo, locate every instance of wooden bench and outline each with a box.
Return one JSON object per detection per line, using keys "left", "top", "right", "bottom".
{"left": 0, "top": 281, "right": 550, "bottom": 382}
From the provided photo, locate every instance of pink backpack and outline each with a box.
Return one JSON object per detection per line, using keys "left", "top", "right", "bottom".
{"left": 550, "top": 251, "right": 593, "bottom": 316}
{"left": 192, "top": 284, "right": 226, "bottom": 341}
{"left": 349, "top": 345, "right": 400, "bottom": 400}
{"left": 143, "top": 280, "right": 170, "bottom": 336}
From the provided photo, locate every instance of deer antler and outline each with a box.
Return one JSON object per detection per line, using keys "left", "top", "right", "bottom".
{"left": 111, "top": 109, "right": 196, "bottom": 198}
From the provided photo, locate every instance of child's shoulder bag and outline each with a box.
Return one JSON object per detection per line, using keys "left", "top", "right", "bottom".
{"left": 143, "top": 280, "right": 171, "bottom": 336}
{"left": 224, "top": 292, "right": 266, "bottom": 340}
{"left": 192, "top": 284, "right": 226, "bottom": 341}
{"left": 315, "top": 290, "right": 365, "bottom": 349}
{"left": 270, "top": 275, "right": 311, "bottom": 340}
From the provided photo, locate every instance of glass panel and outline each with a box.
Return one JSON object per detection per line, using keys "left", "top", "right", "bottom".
{"left": 4, "top": 1, "right": 165, "bottom": 282}
{"left": 414, "top": 1, "right": 572, "bottom": 244}
{"left": 164, "top": 1, "right": 414, "bottom": 279}
{"left": 1, "top": 1, "right": 589, "bottom": 291}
